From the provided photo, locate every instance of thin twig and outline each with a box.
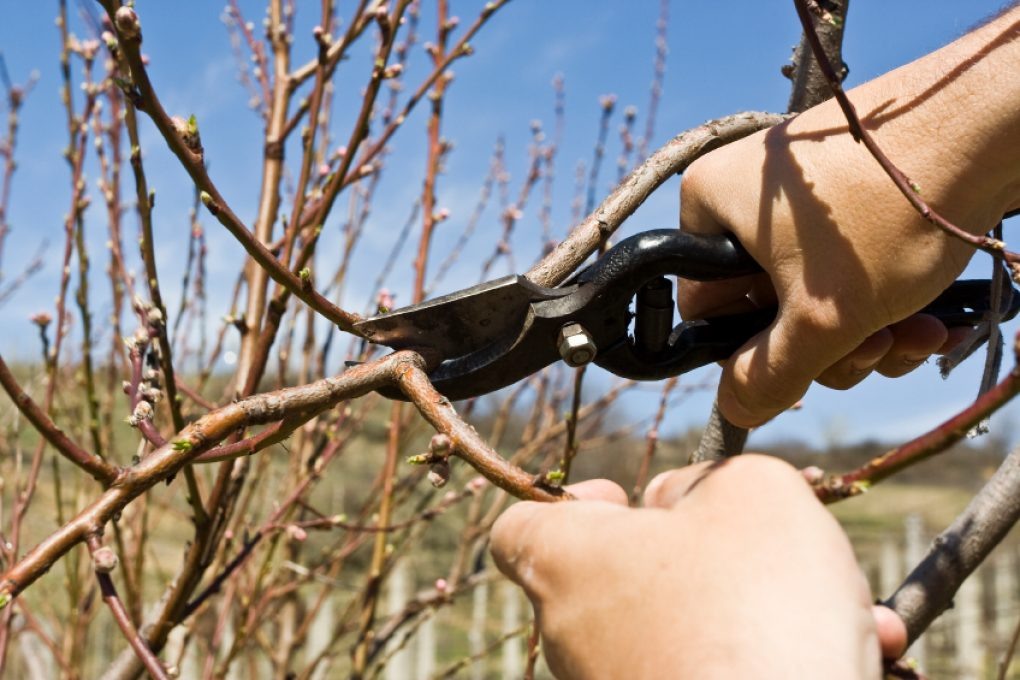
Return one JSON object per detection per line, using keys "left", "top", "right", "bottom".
{"left": 86, "top": 536, "right": 169, "bottom": 679}
{"left": 526, "top": 111, "right": 784, "bottom": 287}
{"left": 815, "top": 332, "right": 1020, "bottom": 502}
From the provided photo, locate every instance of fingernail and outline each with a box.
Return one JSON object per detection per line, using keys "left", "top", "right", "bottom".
{"left": 902, "top": 355, "right": 928, "bottom": 367}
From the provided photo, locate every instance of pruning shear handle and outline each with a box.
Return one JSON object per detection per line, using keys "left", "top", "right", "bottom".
{"left": 355, "top": 229, "right": 1020, "bottom": 400}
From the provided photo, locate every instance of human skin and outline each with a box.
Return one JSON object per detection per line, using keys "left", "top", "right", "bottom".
{"left": 678, "top": 6, "right": 1020, "bottom": 428}
{"left": 491, "top": 455, "right": 904, "bottom": 679}
{"left": 488, "top": 11, "right": 1020, "bottom": 678}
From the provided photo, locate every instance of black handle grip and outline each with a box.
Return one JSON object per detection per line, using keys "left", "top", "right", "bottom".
{"left": 596, "top": 278, "right": 1019, "bottom": 381}
{"left": 576, "top": 230, "right": 761, "bottom": 288}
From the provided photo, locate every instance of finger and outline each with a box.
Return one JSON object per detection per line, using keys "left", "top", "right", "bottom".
{"left": 490, "top": 499, "right": 628, "bottom": 596}
{"left": 642, "top": 465, "right": 708, "bottom": 509}
{"left": 643, "top": 454, "right": 810, "bottom": 510}
{"left": 490, "top": 501, "right": 543, "bottom": 588}
{"left": 678, "top": 161, "right": 769, "bottom": 320}
{"left": 676, "top": 277, "right": 759, "bottom": 319}
{"left": 814, "top": 328, "right": 894, "bottom": 390}
{"left": 565, "top": 479, "right": 628, "bottom": 505}
{"left": 875, "top": 313, "right": 949, "bottom": 378}
{"left": 872, "top": 605, "right": 908, "bottom": 659}
{"left": 718, "top": 306, "right": 868, "bottom": 427}
{"left": 939, "top": 324, "right": 974, "bottom": 354}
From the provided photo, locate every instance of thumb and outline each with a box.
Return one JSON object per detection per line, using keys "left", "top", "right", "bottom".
{"left": 717, "top": 306, "right": 866, "bottom": 427}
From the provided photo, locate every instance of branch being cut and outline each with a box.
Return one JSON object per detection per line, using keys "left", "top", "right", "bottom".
{"left": 0, "top": 349, "right": 568, "bottom": 607}
{"left": 397, "top": 363, "right": 571, "bottom": 503}
{"left": 525, "top": 111, "right": 785, "bottom": 287}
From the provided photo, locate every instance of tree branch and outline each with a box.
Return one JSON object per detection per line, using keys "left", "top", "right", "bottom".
{"left": 98, "top": 2, "right": 362, "bottom": 332}
{"left": 397, "top": 363, "right": 571, "bottom": 503}
{"left": 816, "top": 332, "right": 1020, "bottom": 502}
{"left": 0, "top": 354, "right": 118, "bottom": 485}
{"left": 884, "top": 444, "right": 1020, "bottom": 644}
{"left": 0, "top": 351, "right": 422, "bottom": 604}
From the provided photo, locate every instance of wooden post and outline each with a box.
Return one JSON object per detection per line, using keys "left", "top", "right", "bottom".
{"left": 954, "top": 570, "right": 983, "bottom": 679}
{"left": 904, "top": 513, "right": 928, "bottom": 669}
{"left": 995, "top": 550, "right": 1017, "bottom": 649}
{"left": 385, "top": 560, "right": 413, "bottom": 680}
{"left": 501, "top": 581, "right": 522, "bottom": 680}
{"left": 880, "top": 534, "right": 901, "bottom": 600}
{"left": 469, "top": 580, "right": 489, "bottom": 680}
{"left": 307, "top": 594, "right": 335, "bottom": 680}
{"left": 415, "top": 613, "right": 436, "bottom": 679}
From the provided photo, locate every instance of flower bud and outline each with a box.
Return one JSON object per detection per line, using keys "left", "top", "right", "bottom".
{"left": 92, "top": 546, "right": 119, "bottom": 573}
{"left": 114, "top": 7, "right": 141, "bottom": 40}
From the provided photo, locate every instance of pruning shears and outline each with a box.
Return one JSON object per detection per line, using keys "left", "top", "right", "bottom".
{"left": 354, "top": 229, "right": 1020, "bottom": 400}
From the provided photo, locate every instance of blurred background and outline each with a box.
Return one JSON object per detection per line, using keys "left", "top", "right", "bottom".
{"left": 1, "top": 1, "right": 1019, "bottom": 677}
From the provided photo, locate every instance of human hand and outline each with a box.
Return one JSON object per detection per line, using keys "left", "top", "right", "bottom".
{"left": 678, "top": 10, "right": 1020, "bottom": 427}
{"left": 491, "top": 455, "right": 907, "bottom": 679}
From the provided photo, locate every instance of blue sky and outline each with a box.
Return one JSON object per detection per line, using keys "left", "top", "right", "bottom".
{"left": 1, "top": 1, "right": 1017, "bottom": 449}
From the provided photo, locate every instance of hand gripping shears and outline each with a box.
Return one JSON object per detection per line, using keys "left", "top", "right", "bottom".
{"left": 354, "top": 229, "right": 1020, "bottom": 401}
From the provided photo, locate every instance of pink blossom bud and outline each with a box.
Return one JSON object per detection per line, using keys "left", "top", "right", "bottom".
{"left": 114, "top": 6, "right": 141, "bottom": 40}
{"left": 428, "top": 460, "right": 450, "bottom": 488}
{"left": 435, "top": 578, "right": 448, "bottom": 593}
{"left": 376, "top": 288, "right": 395, "bottom": 313}
{"left": 801, "top": 466, "right": 825, "bottom": 485}
{"left": 286, "top": 524, "right": 308, "bottom": 542}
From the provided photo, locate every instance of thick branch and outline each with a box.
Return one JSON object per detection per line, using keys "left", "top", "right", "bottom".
{"left": 397, "top": 364, "right": 570, "bottom": 503}
{"left": 884, "top": 445, "right": 1020, "bottom": 644}
{"left": 0, "top": 354, "right": 118, "bottom": 484}
{"left": 689, "top": 401, "right": 749, "bottom": 464}
{"left": 785, "top": 0, "right": 850, "bottom": 113}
